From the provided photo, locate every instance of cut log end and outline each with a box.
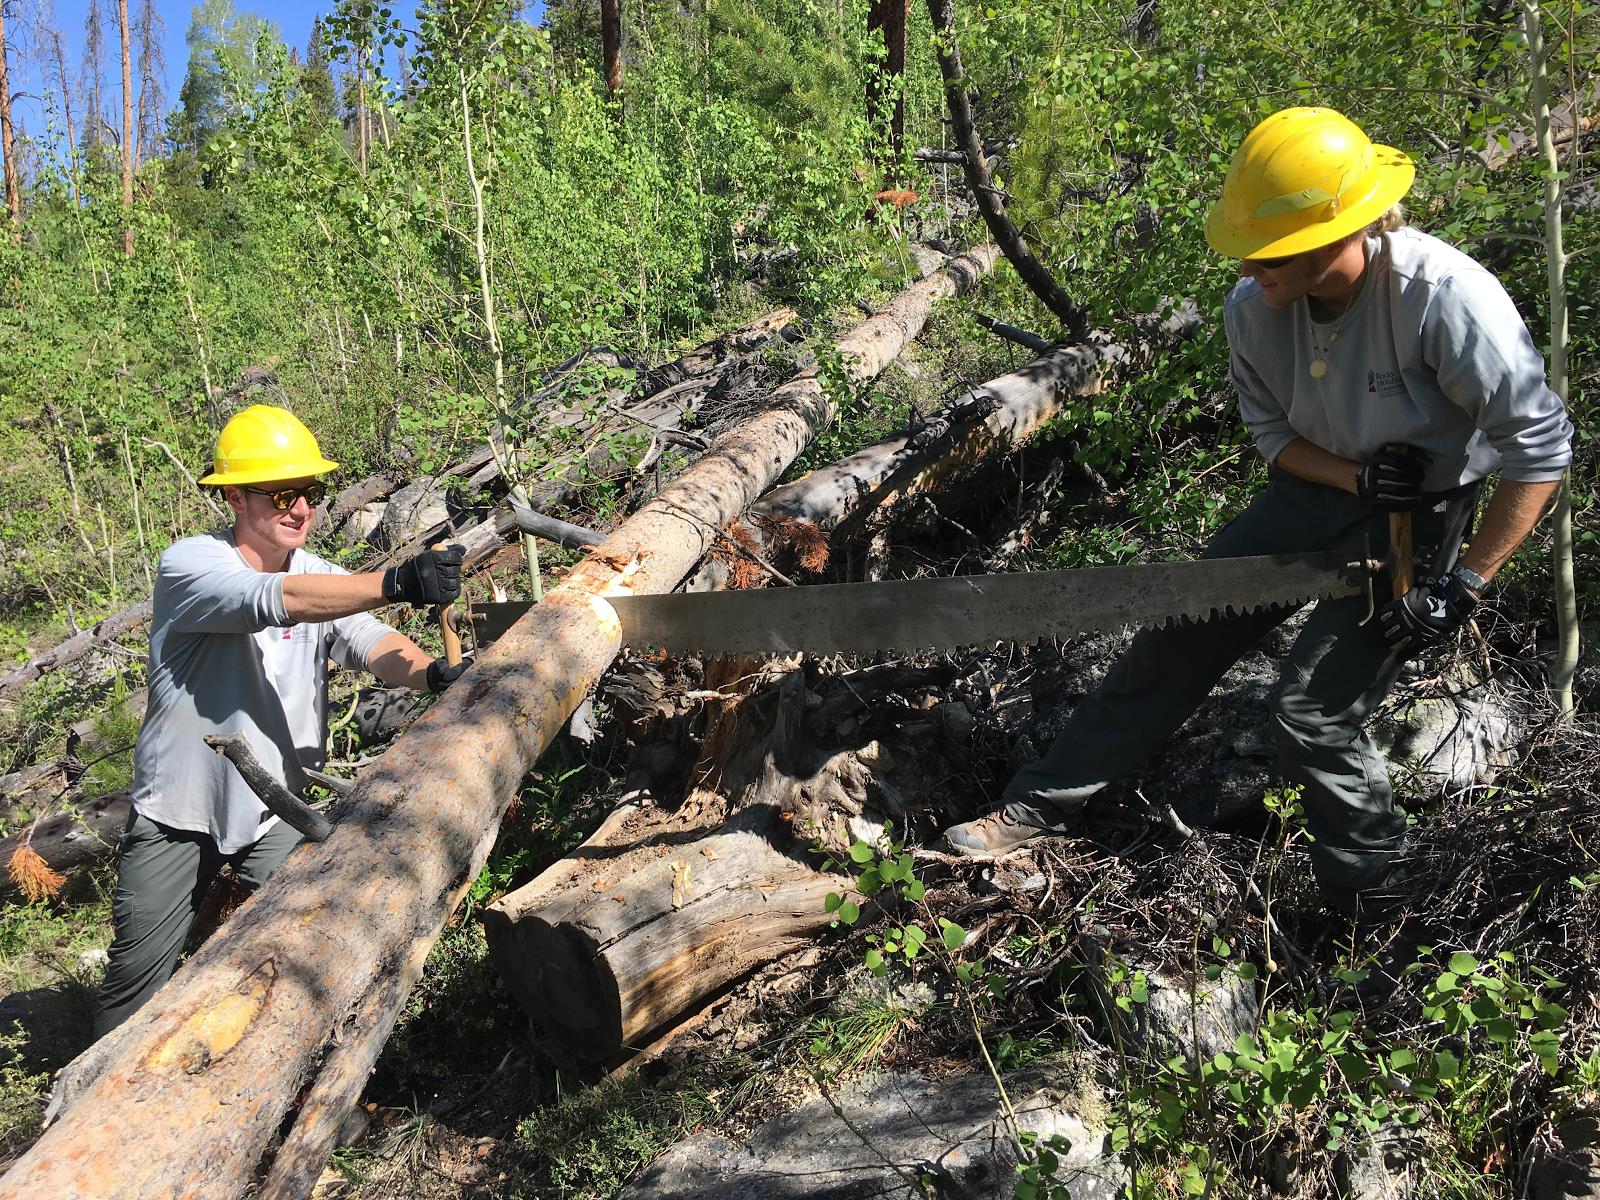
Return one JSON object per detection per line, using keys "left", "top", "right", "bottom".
{"left": 481, "top": 910, "right": 622, "bottom": 1060}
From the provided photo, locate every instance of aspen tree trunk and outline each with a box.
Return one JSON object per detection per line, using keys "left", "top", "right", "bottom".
{"left": 601, "top": 0, "right": 623, "bottom": 94}
{"left": 0, "top": 1, "right": 20, "bottom": 237}
{"left": 1518, "top": 0, "right": 1579, "bottom": 716}
{"left": 117, "top": 0, "right": 133, "bottom": 255}
{"left": 50, "top": 32, "right": 81, "bottom": 202}
{"left": 356, "top": 45, "right": 369, "bottom": 174}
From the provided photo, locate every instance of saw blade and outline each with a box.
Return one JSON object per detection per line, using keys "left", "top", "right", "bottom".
{"left": 586, "top": 552, "right": 1364, "bottom": 656}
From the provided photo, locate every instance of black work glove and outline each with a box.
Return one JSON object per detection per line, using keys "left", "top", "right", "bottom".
{"left": 1355, "top": 443, "right": 1431, "bottom": 511}
{"left": 426, "top": 655, "right": 472, "bottom": 694}
{"left": 383, "top": 544, "right": 464, "bottom": 607}
{"left": 1377, "top": 570, "right": 1479, "bottom": 653}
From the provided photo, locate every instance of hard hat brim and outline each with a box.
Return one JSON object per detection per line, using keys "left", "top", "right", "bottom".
{"left": 1204, "top": 144, "right": 1415, "bottom": 260}
{"left": 198, "top": 456, "right": 341, "bottom": 487}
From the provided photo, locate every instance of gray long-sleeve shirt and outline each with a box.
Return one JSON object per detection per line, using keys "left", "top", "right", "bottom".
{"left": 1224, "top": 227, "right": 1572, "bottom": 490}
{"left": 132, "top": 531, "right": 395, "bottom": 853}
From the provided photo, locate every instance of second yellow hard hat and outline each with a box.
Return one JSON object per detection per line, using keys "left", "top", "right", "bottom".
{"left": 1204, "top": 107, "right": 1414, "bottom": 261}
{"left": 198, "top": 405, "right": 340, "bottom": 487}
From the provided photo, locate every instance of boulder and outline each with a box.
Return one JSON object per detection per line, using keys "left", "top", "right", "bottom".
{"left": 1333, "top": 1123, "right": 1421, "bottom": 1199}
{"left": 619, "top": 1061, "right": 1118, "bottom": 1199}
{"left": 376, "top": 477, "right": 451, "bottom": 548}
{"left": 1531, "top": 1113, "right": 1600, "bottom": 1200}
{"left": 1374, "top": 677, "right": 1520, "bottom": 793}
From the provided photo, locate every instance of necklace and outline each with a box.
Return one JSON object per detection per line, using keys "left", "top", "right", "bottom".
{"left": 1307, "top": 301, "right": 1353, "bottom": 380}
{"left": 1307, "top": 245, "right": 1368, "bottom": 379}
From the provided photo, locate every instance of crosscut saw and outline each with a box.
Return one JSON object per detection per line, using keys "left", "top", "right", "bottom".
{"left": 453, "top": 553, "right": 1380, "bottom": 657}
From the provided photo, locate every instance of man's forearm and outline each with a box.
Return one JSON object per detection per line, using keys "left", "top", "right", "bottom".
{"left": 366, "top": 632, "right": 435, "bottom": 691}
{"left": 1459, "top": 478, "right": 1561, "bottom": 584}
{"left": 281, "top": 572, "right": 388, "bottom": 623}
{"left": 1272, "top": 438, "right": 1361, "bottom": 494}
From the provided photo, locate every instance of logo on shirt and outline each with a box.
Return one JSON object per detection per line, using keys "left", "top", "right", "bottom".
{"left": 1367, "top": 368, "right": 1406, "bottom": 397}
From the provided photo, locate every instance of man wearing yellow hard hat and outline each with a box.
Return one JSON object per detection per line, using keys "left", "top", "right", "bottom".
{"left": 948, "top": 108, "right": 1571, "bottom": 922}
{"left": 93, "top": 405, "right": 471, "bottom": 1036}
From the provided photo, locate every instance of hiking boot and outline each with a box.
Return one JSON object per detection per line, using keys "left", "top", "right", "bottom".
{"left": 944, "top": 804, "right": 1065, "bottom": 857}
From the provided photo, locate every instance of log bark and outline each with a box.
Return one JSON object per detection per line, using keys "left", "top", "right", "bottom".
{"left": 8, "top": 247, "right": 994, "bottom": 1200}
{"left": 926, "top": 0, "right": 1087, "bottom": 340}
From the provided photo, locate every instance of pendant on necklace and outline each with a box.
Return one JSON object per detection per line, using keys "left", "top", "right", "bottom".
{"left": 1309, "top": 359, "right": 1329, "bottom": 380}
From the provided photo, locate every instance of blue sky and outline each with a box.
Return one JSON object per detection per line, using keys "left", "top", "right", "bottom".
{"left": 9, "top": 1, "right": 545, "bottom": 142}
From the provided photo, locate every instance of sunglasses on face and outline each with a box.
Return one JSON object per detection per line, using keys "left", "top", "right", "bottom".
{"left": 1247, "top": 251, "right": 1303, "bottom": 270}
{"left": 242, "top": 482, "right": 327, "bottom": 511}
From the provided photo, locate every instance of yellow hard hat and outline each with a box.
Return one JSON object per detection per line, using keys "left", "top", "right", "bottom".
{"left": 1204, "top": 107, "right": 1414, "bottom": 260}
{"left": 198, "top": 405, "right": 340, "bottom": 486}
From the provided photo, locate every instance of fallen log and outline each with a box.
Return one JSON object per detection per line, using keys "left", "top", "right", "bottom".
{"left": 484, "top": 651, "right": 971, "bottom": 1058}
{"left": 685, "top": 342, "right": 1109, "bottom": 591}
{"left": 0, "top": 600, "right": 153, "bottom": 703}
{"left": 9, "top": 246, "right": 995, "bottom": 1200}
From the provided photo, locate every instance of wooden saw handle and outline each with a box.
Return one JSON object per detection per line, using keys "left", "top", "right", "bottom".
{"left": 432, "top": 542, "right": 464, "bottom": 667}
{"left": 1389, "top": 511, "right": 1414, "bottom": 600}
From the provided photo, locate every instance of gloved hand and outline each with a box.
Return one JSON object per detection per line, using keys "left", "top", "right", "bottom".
{"left": 1355, "top": 443, "right": 1430, "bottom": 511}
{"left": 383, "top": 544, "right": 464, "bottom": 607}
{"left": 1377, "top": 570, "right": 1479, "bottom": 653}
{"left": 426, "top": 655, "right": 472, "bottom": 694}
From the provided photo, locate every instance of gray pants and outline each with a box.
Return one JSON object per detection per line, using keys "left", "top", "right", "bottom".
{"left": 92, "top": 811, "right": 302, "bottom": 1038}
{"left": 1004, "top": 468, "right": 1480, "bottom": 914}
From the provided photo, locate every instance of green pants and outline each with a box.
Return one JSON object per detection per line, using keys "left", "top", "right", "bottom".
{"left": 1004, "top": 468, "right": 1480, "bottom": 915}
{"left": 92, "top": 810, "right": 302, "bottom": 1038}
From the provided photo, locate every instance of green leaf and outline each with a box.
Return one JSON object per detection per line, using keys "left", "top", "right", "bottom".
{"left": 825, "top": 892, "right": 843, "bottom": 913}
{"left": 837, "top": 900, "right": 860, "bottom": 926}
{"left": 940, "top": 920, "right": 967, "bottom": 951}
{"left": 1448, "top": 952, "right": 1480, "bottom": 975}
{"left": 848, "top": 840, "right": 875, "bottom": 863}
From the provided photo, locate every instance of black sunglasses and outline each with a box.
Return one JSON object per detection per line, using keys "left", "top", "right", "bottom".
{"left": 1247, "top": 251, "right": 1303, "bottom": 270}
{"left": 242, "top": 482, "right": 328, "bottom": 511}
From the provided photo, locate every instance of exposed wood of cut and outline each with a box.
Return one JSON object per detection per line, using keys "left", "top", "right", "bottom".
{"left": 8, "top": 247, "right": 994, "bottom": 1200}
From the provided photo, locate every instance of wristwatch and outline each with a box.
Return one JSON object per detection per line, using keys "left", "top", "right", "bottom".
{"left": 1450, "top": 563, "right": 1489, "bottom": 595}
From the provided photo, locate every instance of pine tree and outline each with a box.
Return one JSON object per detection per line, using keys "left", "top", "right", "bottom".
{"left": 83, "top": 0, "right": 107, "bottom": 151}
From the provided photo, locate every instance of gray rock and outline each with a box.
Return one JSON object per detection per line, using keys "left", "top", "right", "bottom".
{"left": 377, "top": 477, "right": 450, "bottom": 547}
{"left": 341, "top": 500, "right": 386, "bottom": 544}
{"left": 1531, "top": 1114, "right": 1600, "bottom": 1200}
{"left": 1334, "top": 1123, "right": 1420, "bottom": 1199}
{"left": 620, "top": 1063, "right": 1118, "bottom": 1199}
{"left": 1374, "top": 677, "right": 1519, "bottom": 794}
{"left": 1140, "top": 966, "right": 1256, "bottom": 1068}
